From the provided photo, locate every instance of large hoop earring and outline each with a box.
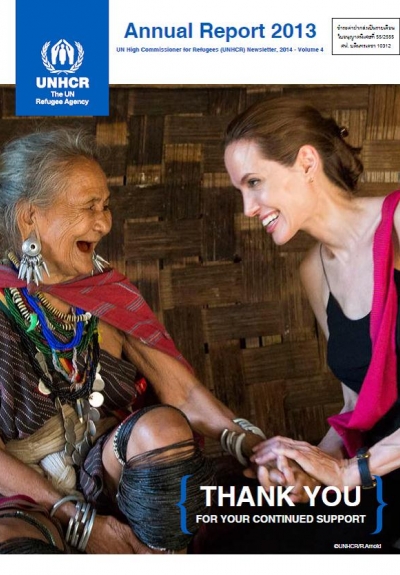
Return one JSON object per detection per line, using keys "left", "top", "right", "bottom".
{"left": 18, "top": 231, "right": 50, "bottom": 286}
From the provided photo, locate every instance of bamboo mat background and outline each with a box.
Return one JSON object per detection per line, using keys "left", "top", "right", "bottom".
{"left": 1, "top": 85, "right": 400, "bottom": 455}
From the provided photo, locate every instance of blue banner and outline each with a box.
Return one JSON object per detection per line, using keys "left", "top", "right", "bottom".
{"left": 16, "top": 0, "right": 109, "bottom": 116}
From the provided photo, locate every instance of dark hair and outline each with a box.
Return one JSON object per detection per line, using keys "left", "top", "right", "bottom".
{"left": 0, "top": 128, "right": 105, "bottom": 253}
{"left": 224, "top": 97, "right": 363, "bottom": 193}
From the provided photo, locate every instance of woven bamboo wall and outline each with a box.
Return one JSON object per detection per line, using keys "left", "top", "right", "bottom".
{"left": 1, "top": 85, "right": 400, "bottom": 455}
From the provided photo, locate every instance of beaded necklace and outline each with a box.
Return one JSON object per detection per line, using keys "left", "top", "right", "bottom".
{"left": 37, "top": 291, "right": 91, "bottom": 325}
{"left": 4, "top": 287, "right": 98, "bottom": 386}
{"left": 3, "top": 252, "right": 106, "bottom": 467}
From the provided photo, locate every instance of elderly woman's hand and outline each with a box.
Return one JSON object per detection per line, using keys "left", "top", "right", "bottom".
{"left": 252, "top": 436, "right": 354, "bottom": 492}
{"left": 86, "top": 514, "right": 163, "bottom": 554}
{"left": 253, "top": 453, "right": 320, "bottom": 504}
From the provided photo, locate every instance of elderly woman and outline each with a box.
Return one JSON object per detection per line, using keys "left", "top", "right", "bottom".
{"left": 0, "top": 128, "right": 266, "bottom": 554}
{"left": 223, "top": 97, "right": 400, "bottom": 549}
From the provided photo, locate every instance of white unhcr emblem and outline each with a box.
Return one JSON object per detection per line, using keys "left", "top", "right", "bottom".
{"left": 41, "top": 39, "right": 84, "bottom": 75}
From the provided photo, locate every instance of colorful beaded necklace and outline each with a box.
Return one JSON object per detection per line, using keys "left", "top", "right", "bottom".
{"left": 4, "top": 285, "right": 99, "bottom": 389}
{"left": 2, "top": 253, "right": 107, "bottom": 466}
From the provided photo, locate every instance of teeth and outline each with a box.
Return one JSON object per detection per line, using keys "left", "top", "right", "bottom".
{"left": 262, "top": 213, "right": 279, "bottom": 227}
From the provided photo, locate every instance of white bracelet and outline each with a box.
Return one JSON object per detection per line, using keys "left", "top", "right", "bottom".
{"left": 220, "top": 429, "right": 248, "bottom": 466}
{"left": 220, "top": 418, "right": 266, "bottom": 466}
{"left": 233, "top": 418, "right": 266, "bottom": 439}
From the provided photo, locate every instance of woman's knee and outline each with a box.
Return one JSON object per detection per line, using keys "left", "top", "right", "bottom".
{"left": 102, "top": 405, "right": 194, "bottom": 490}
{"left": 126, "top": 405, "right": 193, "bottom": 459}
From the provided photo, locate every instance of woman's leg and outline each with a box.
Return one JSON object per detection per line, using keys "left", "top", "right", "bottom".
{"left": 102, "top": 405, "right": 193, "bottom": 493}
{"left": 102, "top": 405, "right": 207, "bottom": 552}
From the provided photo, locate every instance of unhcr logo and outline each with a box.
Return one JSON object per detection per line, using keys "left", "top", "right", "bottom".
{"left": 42, "top": 39, "right": 84, "bottom": 74}
{"left": 37, "top": 39, "right": 90, "bottom": 88}
{"left": 16, "top": 0, "right": 108, "bottom": 116}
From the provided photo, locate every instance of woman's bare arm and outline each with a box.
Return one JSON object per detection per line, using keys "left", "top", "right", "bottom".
{"left": 122, "top": 334, "right": 262, "bottom": 454}
{"left": 317, "top": 383, "right": 358, "bottom": 458}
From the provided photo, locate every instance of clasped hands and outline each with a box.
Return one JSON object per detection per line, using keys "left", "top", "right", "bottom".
{"left": 244, "top": 435, "right": 349, "bottom": 503}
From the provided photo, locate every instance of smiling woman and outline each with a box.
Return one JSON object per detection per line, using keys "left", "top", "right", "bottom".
{"left": 0, "top": 128, "right": 268, "bottom": 554}
{"left": 224, "top": 140, "right": 317, "bottom": 245}
{"left": 221, "top": 96, "right": 400, "bottom": 551}
{"left": 18, "top": 157, "right": 112, "bottom": 283}
{"left": 224, "top": 99, "right": 363, "bottom": 246}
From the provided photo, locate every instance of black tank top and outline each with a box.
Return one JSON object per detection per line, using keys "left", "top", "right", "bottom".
{"left": 322, "top": 247, "right": 400, "bottom": 443}
{"left": 326, "top": 269, "right": 400, "bottom": 391}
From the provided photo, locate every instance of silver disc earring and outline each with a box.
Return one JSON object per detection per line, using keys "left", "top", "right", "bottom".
{"left": 18, "top": 231, "right": 50, "bottom": 286}
{"left": 92, "top": 251, "right": 110, "bottom": 273}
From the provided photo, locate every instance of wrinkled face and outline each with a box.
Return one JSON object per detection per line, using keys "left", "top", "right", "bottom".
{"left": 224, "top": 140, "right": 314, "bottom": 245}
{"left": 32, "top": 159, "right": 112, "bottom": 283}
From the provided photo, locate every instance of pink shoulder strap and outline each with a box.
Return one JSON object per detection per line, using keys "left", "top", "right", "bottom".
{"left": 328, "top": 190, "right": 400, "bottom": 456}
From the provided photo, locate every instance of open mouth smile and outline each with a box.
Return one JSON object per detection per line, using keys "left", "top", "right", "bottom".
{"left": 76, "top": 241, "right": 94, "bottom": 253}
{"left": 261, "top": 211, "right": 280, "bottom": 230}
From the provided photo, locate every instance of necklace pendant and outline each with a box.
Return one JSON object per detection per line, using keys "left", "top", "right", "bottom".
{"left": 89, "top": 407, "right": 101, "bottom": 422}
{"left": 93, "top": 374, "right": 105, "bottom": 391}
{"left": 64, "top": 442, "right": 74, "bottom": 457}
{"left": 63, "top": 417, "right": 76, "bottom": 446}
{"left": 72, "top": 450, "right": 82, "bottom": 467}
{"left": 27, "top": 313, "right": 38, "bottom": 333}
{"left": 38, "top": 379, "right": 51, "bottom": 396}
{"left": 88, "top": 419, "right": 97, "bottom": 437}
{"left": 88, "top": 391, "right": 104, "bottom": 408}
{"left": 77, "top": 435, "right": 92, "bottom": 459}
{"left": 75, "top": 398, "right": 90, "bottom": 423}
{"left": 35, "top": 350, "right": 52, "bottom": 380}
